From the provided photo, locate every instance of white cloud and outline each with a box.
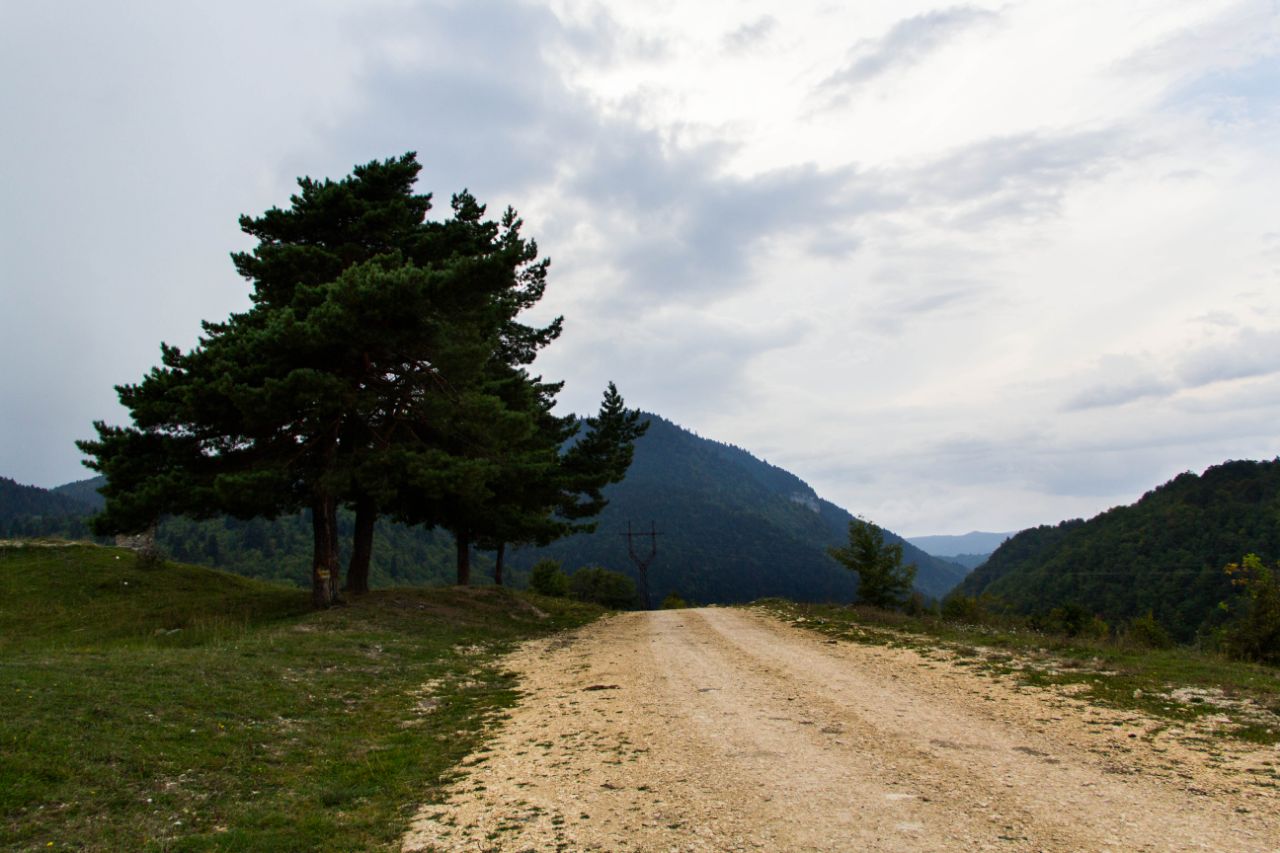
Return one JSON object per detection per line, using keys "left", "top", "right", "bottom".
{"left": 723, "top": 15, "right": 778, "bottom": 53}
{"left": 2, "top": 0, "right": 1278, "bottom": 539}
{"left": 819, "top": 6, "right": 1000, "bottom": 95}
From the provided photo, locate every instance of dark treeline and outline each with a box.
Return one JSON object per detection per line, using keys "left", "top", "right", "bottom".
{"left": 0, "top": 477, "right": 95, "bottom": 529}
{"left": 157, "top": 513, "right": 462, "bottom": 590}
{"left": 0, "top": 476, "right": 486, "bottom": 589}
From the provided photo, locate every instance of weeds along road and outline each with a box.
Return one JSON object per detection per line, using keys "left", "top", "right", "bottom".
{"left": 403, "top": 608, "right": 1279, "bottom": 852}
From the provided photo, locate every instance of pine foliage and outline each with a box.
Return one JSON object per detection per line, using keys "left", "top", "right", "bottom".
{"left": 827, "top": 519, "right": 917, "bottom": 609}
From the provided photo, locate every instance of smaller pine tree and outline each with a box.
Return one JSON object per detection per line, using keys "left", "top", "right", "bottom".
{"left": 827, "top": 519, "right": 916, "bottom": 610}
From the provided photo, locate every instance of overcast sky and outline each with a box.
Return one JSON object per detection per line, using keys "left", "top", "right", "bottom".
{"left": 2, "top": 0, "right": 1278, "bottom": 536}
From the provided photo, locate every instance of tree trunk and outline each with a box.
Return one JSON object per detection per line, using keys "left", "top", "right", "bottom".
{"left": 493, "top": 541, "right": 505, "bottom": 586}
{"left": 345, "top": 493, "right": 375, "bottom": 595}
{"left": 328, "top": 506, "right": 340, "bottom": 603}
{"left": 311, "top": 492, "right": 340, "bottom": 608}
{"left": 456, "top": 530, "right": 471, "bottom": 586}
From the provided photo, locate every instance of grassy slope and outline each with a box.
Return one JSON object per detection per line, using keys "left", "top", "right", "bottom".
{"left": 0, "top": 542, "right": 600, "bottom": 852}
{"left": 753, "top": 599, "right": 1280, "bottom": 746}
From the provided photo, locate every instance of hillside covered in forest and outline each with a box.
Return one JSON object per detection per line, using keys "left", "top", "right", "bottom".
{"left": 956, "top": 459, "right": 1280, "bottom": 640}
{"left": 504, "top": 414, "right": 969, "bottom": 603}
{"left": 0, "top": 477, "right": 99, "bottom": 540}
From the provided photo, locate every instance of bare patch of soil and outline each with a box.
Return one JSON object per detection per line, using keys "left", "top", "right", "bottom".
{"left": 403, "top": 608, "right": 1280, "bottom": 852}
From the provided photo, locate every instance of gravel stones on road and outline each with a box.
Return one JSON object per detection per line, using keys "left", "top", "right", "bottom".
{"left": 402, "top": 608, "right": 1280, "bottom": 852}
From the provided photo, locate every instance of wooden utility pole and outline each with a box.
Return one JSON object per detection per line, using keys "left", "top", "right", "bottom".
{"left": 621, "top": 521, "right": 661, "bottom": 609}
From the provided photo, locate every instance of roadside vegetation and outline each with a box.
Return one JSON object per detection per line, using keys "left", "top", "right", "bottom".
{"left": 1, "top": 542, "right": 601, "bottom": 852}
{"left": 527, "top": 558, "right": 638, "bottom": 609}
{"left": 754, "top": 597, "right": 1280, "bottom": 746}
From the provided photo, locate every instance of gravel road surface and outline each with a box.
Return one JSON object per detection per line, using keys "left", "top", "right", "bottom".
{"left": 403, "top": 607, "right": 1279, "bottom": 852}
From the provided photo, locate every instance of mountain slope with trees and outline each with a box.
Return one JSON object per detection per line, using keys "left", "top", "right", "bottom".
{"left": 0, "top": 477, "right": 98, "bottom": 538}
{"left": 505, "top": 414, "right": 969, "bottom": 603}
{"left": 50, "top": 478, "right": 107, "bottom": 510}
{"left": 956, "top": 459, "right": 1280, "bottom": 640}
{"left": 0, "top": 476, "right": 93, "bottom": 521}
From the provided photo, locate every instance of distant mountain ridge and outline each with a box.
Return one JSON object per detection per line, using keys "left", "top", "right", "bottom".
{"left": 51, "top": 478, "right": 107, "bottom": 511}
{"left": 0, "top": 476, "right": 96, "bottom": 519}
{"left": 2, "top": 415, "right": 970, "bottom": 602}
{"left": 956, "top": 459, "right": 1280, "bottom": 640}
{"left": 907, "top": 531, "right": 1014, "bottom": 557}
{"left": 943, "top": 553, "right": 993, "bottom": 571}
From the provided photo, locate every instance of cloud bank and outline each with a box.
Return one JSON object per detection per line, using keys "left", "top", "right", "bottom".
{"left": 2, "top": 0, "right": 1278, "bottom": 537}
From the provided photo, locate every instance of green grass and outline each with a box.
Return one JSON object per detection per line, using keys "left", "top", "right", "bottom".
{"left": 0, "top": 541, "right": 601, "bottom": 852}
{"left": 752, "top": 598, "right": 1280, "bottom": 744}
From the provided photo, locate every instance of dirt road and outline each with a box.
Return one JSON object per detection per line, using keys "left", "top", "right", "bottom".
{"left": 403, "top": 608, "right": 1280, "bottom": 852}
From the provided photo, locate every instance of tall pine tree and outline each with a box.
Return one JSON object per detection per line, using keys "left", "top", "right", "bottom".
{"left": 81, "top": 154, "right": 646, "bottom": 604}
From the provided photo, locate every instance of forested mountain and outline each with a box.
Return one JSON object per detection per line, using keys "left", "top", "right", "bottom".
{"left": 0, "top": 477, "right": 99, "bottom": 538}
{"left": 0, "top": 476, "right": 93, "bottom": 519}
{"left": 504, "top": 414, "right": 969, "bottom": 603}
{"left": 956, "top": 459, "right": 1280, "bottom": 640}
{"left": 51, "top": 478, "right": 106, "bottom": 510}
{"left": 4, "top": 415, "right": 968, "bottom": 602}
{"left": 944, "top": 553, "right": 994, "bottom": 571}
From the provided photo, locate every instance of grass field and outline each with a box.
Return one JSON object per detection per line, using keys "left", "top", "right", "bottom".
{"left": 754, "top": 599, "right": 1280, "bottom": 745}
{"left": 0, "top": 541, "right": 601, "bottom": 852}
